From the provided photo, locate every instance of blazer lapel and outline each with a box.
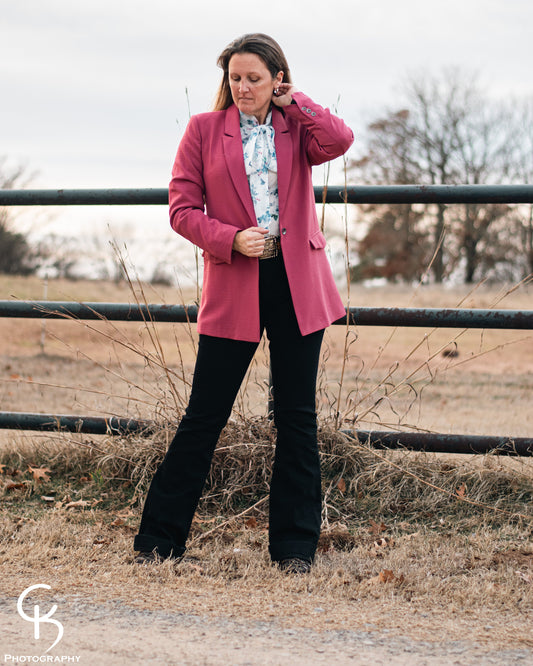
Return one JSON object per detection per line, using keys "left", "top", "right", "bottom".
{"left": 222, "top": 105, "right": 257, "bottom": 227}
{"left": 273, "top": 107, "right": 293, "bottom": 221}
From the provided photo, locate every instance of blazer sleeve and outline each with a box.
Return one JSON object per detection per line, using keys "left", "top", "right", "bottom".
{"left": 283, "top": 91, "right": 354, "bottom": 166}
{"left": 169, "top": 115, "right": 238, "bottom": 264}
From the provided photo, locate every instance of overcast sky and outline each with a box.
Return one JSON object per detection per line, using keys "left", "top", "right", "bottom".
{"left": 1, "top": 0, "right": 532, "bottom": 238}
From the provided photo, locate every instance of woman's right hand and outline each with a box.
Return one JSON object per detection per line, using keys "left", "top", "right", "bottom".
{"left": 232, "top": 227, "right": 269, "bottom": 257}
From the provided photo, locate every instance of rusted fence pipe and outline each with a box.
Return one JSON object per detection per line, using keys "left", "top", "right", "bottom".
{"left": 1, "top": 301, "right": 532, "bottom": 330}
{"left": 0, "top": 411, "right": 531, "bottom": 455}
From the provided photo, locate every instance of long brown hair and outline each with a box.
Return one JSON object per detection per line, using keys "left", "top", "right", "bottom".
{"left": 213, "top": 33, "right": 292, "bottom": 111}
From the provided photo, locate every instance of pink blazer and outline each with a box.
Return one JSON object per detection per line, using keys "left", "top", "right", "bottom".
{"left": 169, "top": 91, "right": 354, "bottom": 342}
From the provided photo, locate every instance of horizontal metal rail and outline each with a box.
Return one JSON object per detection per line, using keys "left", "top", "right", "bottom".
{"left": 0, "top": 412, "right": 152, "bottom": 436}
{"left": 1, "top": 301, "right": 533, "bottom": 329}
{"left": 1, "top": 185, "right": 533, "bottom": 206}
{"left": 0, "top": 411, "right": 530, "bottom": 456}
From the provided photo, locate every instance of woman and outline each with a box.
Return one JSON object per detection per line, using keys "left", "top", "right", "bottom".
{"left": 134, "top": 33, "right": 353, "bottom": 574}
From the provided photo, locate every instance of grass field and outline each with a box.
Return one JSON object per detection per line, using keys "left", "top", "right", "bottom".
{"left": 1, "top": 274, "right": 532, "bottom": 656}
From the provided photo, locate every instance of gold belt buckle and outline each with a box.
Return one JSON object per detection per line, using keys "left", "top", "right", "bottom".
{"left": 259, "top": 236, "right": 280, "bottom": 260}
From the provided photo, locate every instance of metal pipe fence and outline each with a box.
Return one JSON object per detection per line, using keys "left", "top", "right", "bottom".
{"left": 1, "top": 301, "right": 532, "bottom": 329}
{"left": 1, "top": 186, "right": 532, "bottom": 455}
{"left": 1, "top": 185, "right": 533, "bottom": 206}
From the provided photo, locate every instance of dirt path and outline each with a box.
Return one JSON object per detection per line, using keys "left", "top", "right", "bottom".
{"left": 2, "top": 597, "right": 531, "bottom": 665}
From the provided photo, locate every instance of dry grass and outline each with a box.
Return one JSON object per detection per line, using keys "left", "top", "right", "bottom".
{"left": 0, "top": 487, "right": 532, "bottom": 648}
{"left": 1, "top": 273, "right": 533, "bottom": 647}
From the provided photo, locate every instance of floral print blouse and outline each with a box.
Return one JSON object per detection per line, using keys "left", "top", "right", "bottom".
{"left": 239, "top": 109, "right": 280, "bottom": 237}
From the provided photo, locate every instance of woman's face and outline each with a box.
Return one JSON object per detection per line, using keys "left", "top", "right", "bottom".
{"left": 228, "top": 52, "right": 283, "bottom": 124}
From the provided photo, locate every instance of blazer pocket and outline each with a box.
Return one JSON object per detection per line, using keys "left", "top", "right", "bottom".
{"left": 309, "top": 230, "right": 327, "bottom": 250}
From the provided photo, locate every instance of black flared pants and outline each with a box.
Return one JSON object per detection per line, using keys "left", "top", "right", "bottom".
{"left": 134, "top": 253, "right": 324, "bottom": 562}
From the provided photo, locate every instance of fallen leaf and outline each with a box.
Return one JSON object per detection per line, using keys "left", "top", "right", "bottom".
{"left": 379, "top": 569, "right": 396, "bottom": 583}
{"left": 374, "top": 536, "right": 395, "bottom": 549}
{"left": 377, "top": 569, "right": 405, "bottom": 584}
{"left": 6, "top": 481, "right": 28, "bottom": 491}
{"left": 110, "top": 517, "right": 125, "bottom": 527}
{"left": 0, "top": 463, "right": 6, "bottom": 474}
{"left": 65, "top": 499, "right": 91, "bottom": 509}
{"left": 28, "top": 466, "right": 52, "bottom": 483}
{"left": 369, "top": 519, "right": 388, "bottom": 536}
{"left": 456, "top": 483, "right": 467, "bottom": 498}
{"left": 336, "top": 477, "right": 346, "bottom": 493}
{"left": 245, "top": 517, "right": 257, "bottom": 529}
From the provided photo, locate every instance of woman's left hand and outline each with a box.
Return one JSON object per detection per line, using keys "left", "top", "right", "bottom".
{"left": 272, "top": 83, "right": 298, "bottom": 107}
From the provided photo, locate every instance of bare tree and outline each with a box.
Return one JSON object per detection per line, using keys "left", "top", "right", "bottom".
{"left": 350, "top": 110, "right": 431, "bottom": 282}
{"left": 404, "top": 68, "right": 472, "bottom": 281}
{"left": 351, "top": 69, "right": 524, "bottom": 283}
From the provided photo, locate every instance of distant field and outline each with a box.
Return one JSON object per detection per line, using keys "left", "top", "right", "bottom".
{"left": 0, "top": 275, "right": 532, "bottom": 440}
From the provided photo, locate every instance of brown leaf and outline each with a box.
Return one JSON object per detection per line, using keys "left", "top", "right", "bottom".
{"left": 369, "top": 519, "right": 387, "bottom": 536}
{"left": 28, "top": 466, "right": 52, "bottom": 483}
{"left": 376, "top": 569, "right": 405, "bottom": 585}
{"left": 245, "top": 517, "right": 258, "bottom": 529}
{"left": 0, "top": 463, "right": 6, "bottom": 474}
{"left": 65, "top": 499, "right": 91, "bottom": 509}
{"left": 6, "top": 481, "right": 28, "bottom": 491}
{"left": 336, "top": 477, "right": 346, "bottom": 494}
{"left": 456, "top": 483, "right": 467, "bottom": 498}
{"left": 379, "top": 569, "right": 395, "bottom": 583}
{"left": 110, "top": 517, "right": 125, "bottom": 527}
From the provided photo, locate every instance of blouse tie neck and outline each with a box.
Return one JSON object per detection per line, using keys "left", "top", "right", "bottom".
{"left": 240, "top": 111, "right": 276, "bottom": 176}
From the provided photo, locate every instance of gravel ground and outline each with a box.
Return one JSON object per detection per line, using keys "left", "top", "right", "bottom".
{"left": 2, "top": 597, "right": 532, "bottom": 665}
